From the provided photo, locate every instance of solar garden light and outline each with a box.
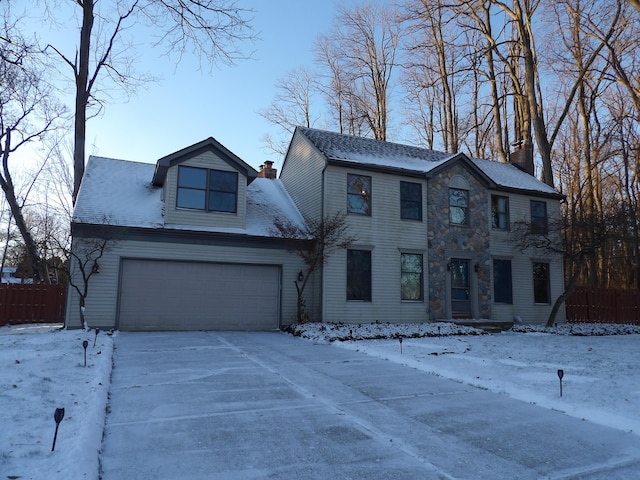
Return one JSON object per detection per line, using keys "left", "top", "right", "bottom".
{"left": 93, "top": 328, "right": 100, "bottom": 348}
{"left": 399, "top": 336, "right": 403, "bottom": 354}
{"left": 51, "top": 408, "right": 65, "bottom": 451}
{"left": 82, "top": 340, "right": 89, "bottom": 367}
{"left": 557, "top": 369, "right": 564, "bottom": 397}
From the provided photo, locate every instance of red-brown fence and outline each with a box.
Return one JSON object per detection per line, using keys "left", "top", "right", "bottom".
{"left": 0, "top": 284, "right": 67, "bottom": 326}
{"left": 566, "top": 287, "right": 640, "bottom": 324}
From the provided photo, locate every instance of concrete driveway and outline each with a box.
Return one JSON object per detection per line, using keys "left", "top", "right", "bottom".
{"left": 101, "top": 332, "right": 640, "bottom": 479}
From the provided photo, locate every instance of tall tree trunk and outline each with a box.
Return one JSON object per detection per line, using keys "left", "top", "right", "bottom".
{"left": 73, "top": 0, "right": 94, "bottom": 204}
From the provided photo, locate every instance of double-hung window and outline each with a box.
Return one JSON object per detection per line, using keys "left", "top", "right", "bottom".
{"left": 401, "top": 253, "right": 423, "bottom": 301}
{"left": 533, "top": 262, "right": 550, "bottom": 304}
{"left": 530, "top": 200, "right": 548, "bottom": 234}
{"left": 449, "top": 188, "right": 469, "bottom": 225}
{"left": 400, "top": 181, "right": 422, "bottom": 221}
{"left": 177, "top": 166, "right": 238, "bottom": 213}
{"left": 493, "top": 259, "right": 513, "bottom": 304}
{"left": 347, "top": 249, "right": 372, "bottom": 301}
{"left": 347, "top": 174, "right": 371, "bottom": 215}
{"left": 491, "top": 195, "right": 509, "bottom": 230}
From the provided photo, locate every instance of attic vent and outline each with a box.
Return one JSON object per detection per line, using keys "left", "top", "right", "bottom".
{"left": 258, "top": 160, "right": 277, "bottom": 179}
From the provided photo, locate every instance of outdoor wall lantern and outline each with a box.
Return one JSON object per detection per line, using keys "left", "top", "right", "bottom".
{"left": 474, "top": 263, "right": 480, "bottom": 273}
{"left": 297, "top": 271, "right": 304, "bottom": 282}
{"left": 446, "top": 262, "right": 451, "bottom": 271}
{"left": 91, "top": 261, "right": 100, "bottom": 274}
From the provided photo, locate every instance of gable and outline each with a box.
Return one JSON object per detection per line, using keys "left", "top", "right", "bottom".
{"left": 152, "top": 137, "right": 258, "bottom": 187}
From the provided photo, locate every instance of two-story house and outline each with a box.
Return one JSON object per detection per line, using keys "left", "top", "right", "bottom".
{"left": 279, "top": 127, "right": 565, "bottom": 325}
{"left": 66, "top": 128, "right": 565, "bottom": 330}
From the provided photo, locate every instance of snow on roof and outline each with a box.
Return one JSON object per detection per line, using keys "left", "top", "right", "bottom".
{"left": 298, "top": 127, "right": 562, "bottom": 197}
{"left": 73, "top": 156, "right": 306, "bottom": 237}
{"left": 299, "top": 127, "right": 454, "bottom": 172}
{"left": 74, "top": 156, "right": 164, "bottom": 228}
{"left": 470, "top": 157, "right": 561, "bottom": 196}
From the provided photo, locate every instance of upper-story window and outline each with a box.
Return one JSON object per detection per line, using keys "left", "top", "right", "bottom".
{"left": 491, "top": 195, "right": 509, "bottom": 230}
{"left": 347, "top": 174, "right": 371, "bottom": 215}
{"left": 177, "top": 166, "right": 238, "bottom": 213}
{"left": 449, "top": 188, "right": 469, "bottom": 225}
{"left": 530, "top": 200, "right": 548, "bottom": 234}
{"left": 400, "top": 181, "right": 422, "bottom": 221}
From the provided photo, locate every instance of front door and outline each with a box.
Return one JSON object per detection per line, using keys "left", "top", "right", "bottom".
{"left": 451, "top": 259, "right": 471, "bottom": 318}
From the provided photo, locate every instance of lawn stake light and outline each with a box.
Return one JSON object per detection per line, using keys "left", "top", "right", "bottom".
{"left": 83, "top": 340, "right": 89, "bottom": 367}
{"left": 93, "top": 328, "right": 100, "bottom": 348}
{"left": 51, "top": 408, "right": 64, "bottom": 451}
{"left": 557, "top": 369, "right": 564, "bottom": 397}
{"left": 399, "top": 336, "right": 403, "bottom": 354}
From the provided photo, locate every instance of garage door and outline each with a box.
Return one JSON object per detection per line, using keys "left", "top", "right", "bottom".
{"left": 118, "top": 259, "right": 280, "bottom": 331}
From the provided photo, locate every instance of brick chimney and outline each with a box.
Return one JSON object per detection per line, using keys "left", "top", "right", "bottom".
{"left": 509, "top": 141, "right": 534, "bottom": 176}
{"left": 258, "top": 160, "right": 277, "bottom": 179}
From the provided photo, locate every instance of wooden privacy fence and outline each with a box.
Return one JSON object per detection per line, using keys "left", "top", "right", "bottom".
{"left": 0, "top": 284, "right": 67, "bottom": 326}
{"left": 566, "top": 288, "right": 640, "bottom": 324}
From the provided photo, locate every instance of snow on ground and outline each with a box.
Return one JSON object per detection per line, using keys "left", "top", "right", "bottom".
{"left": 0, "top": 324, "right": 114, "bottom": 480}
{"left": 2, "top": 321, "right": 640, "bottom": 480}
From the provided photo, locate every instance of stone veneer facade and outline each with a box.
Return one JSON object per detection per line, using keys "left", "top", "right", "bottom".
{"left": 427, "top": 163, "right": 492, "bottom": 319}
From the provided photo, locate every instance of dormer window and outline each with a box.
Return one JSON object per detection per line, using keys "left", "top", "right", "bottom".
{"left": 177, "top": 166, "right": 238, "bottom": 213}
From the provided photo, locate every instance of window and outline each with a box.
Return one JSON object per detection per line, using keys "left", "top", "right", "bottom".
{"left": 400, "top": 181, "right": 422, "bottom": 221}
{"left": 493, "top": 259, "right": 513, "bottom": 304}
{"left": 449, "top": 188, "right": 469, "bottom": 225}
{"left": 177, "top": 166, "right": 238, "bottom": 213}
{"left": 533, "top": 262, "right": 550, "bottom": 304}
{"left": 491, "top": 195, "right": 509, "bottom": 230}
{"left": 347, "top": 249, "right": 371, "bottom": 301}
{"left": 530, "top": 200, "right": 548, "bottom": 234}
{"left": 401, "top": 253, "right": 423, "bottom": 301}
{"left": 347, "top": 174, "right": 371, "bottom": 215}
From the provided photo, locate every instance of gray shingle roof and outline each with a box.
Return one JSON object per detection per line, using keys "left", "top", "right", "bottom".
{"left": 297, "top": 127, "right": 562, "bottom": 197}
{"left": 73, "top": 156, "right": 306, "bottom": 236}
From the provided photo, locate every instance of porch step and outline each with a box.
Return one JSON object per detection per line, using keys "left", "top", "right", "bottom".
{"left": 444, "top": 319, "right": 514, "bottom": 333}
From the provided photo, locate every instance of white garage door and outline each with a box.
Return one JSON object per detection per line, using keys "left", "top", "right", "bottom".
{"left": 118, "top": 259, "right": 280, "bottom": 331}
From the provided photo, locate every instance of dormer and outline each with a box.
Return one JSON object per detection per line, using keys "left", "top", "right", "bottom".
{"left": 151, "top": 138, "right": 258, "bottom": 229}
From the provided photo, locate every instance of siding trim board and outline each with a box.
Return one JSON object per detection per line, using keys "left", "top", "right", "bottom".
{"left": 72, "top": 223, "right": 304, "bottom": 250}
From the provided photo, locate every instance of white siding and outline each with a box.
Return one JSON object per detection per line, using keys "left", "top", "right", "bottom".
{"left": 164, "top": 151, "right": 247, "bottom": 229}
{"left": 321, "top": 166, "right": 429, "bottom": 323}
{"left": 489, "top": 192, "right": 565, "bottom": 324}
{"left": 65, "top": 236, "right": 308, "bottom": 329}
{"left": 279, "top": 132, "right": 326, "bottom": 223}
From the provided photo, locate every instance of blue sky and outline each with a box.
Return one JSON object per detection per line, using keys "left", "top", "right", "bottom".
{"left": 78, "top": 0, "right": 366, "bottom": 171}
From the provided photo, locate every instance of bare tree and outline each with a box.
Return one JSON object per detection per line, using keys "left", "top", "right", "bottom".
{"left": 317, "top": 3, "right": 401, "bottom": 141}
{"left": 271, "top": 211, "right": 355, "bottom": 323}
{"left": 259, "top": 67, "right": 321, "bottom": 157}
{"left": 0, "top": 10, "right": 63, "bottom": 281}
{"left": 42, "top": 0, "right": 254, "bottom": 204}
{"left": 63, "top": 236, "right": 110, "bottom": 329}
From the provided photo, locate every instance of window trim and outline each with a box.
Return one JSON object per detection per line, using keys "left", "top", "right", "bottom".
{"left": 492, "top": 258, "right": 513, "bottom": 304}
{"left": 532, "top": 261, "right": 551, "bottom": 304}
{"left": 401, "top": 252, "right": 424, "bottom": 301}
{"left": 347, "top": 174, "right": 372, "bottom": 216}
{"left": 347, "top": 249, "right": 372, "bottom": 301}
{"left": 176, "top": 165, "right": 238, "bottom": 213}
{"left": 449, "top": 187, "right": 469, "bottom": 226}
{"left": 491, "top": 195, "right": 510, "bottom": 230}
{"left": 530, "top": 200, "right": 548, "bottom": 234}
{"left": 400, "top": 181, "right": 423, "bottom": 221}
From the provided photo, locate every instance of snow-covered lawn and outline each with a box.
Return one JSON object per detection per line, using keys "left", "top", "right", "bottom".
{"left": 2, "top": 321, "right": 640, "bottom": 480}
{"left": 1, "top": 324, "right": 114, "bottom": 480}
